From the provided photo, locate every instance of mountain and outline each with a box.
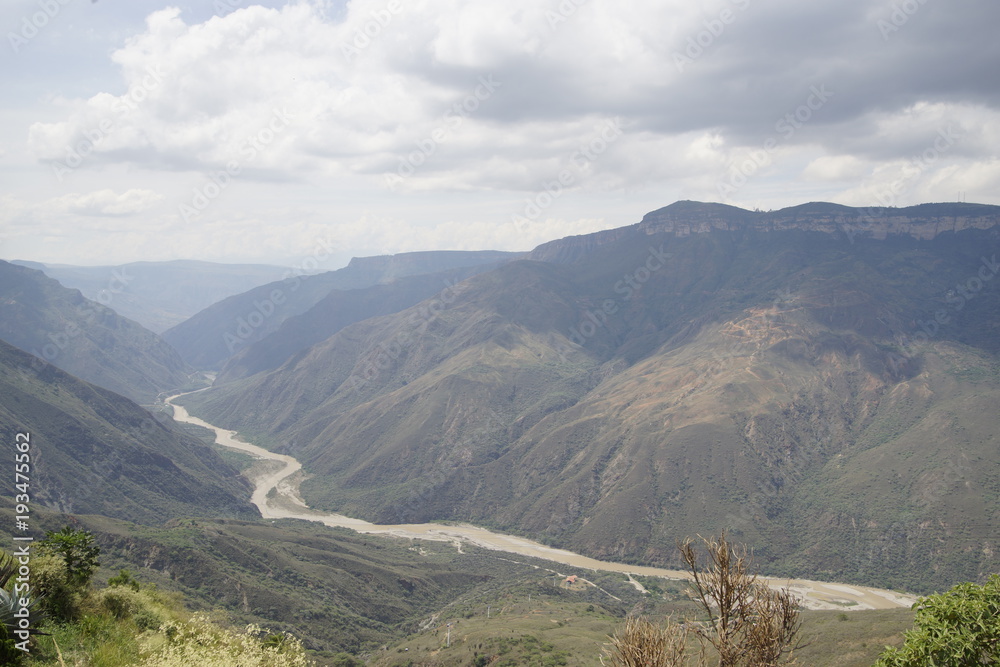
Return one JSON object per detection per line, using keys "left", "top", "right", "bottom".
{"left": 0, "top": 260, "right": 191, "bottom": 404}
{"left": 217, "top": 265, "right": 512, "bottom": 383}
{"left": 178, "top": 201, "right": 1000, "bottom": 592}
{"left": 162, "top": 250, "right": 522, "bottom": 370}
{"left": 10, "top": 259, "right": 295, "bottom": 333}
{"left": 0, "top": 338, "right": 256, "bottom": 524}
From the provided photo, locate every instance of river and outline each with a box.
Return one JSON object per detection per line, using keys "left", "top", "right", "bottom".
{"left": 166, "top": 391, "right": 917, "bottom": 611}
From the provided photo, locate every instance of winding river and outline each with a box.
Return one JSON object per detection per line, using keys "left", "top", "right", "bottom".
{"left": 166, "top": 391, "right": 917, "bottom": 612}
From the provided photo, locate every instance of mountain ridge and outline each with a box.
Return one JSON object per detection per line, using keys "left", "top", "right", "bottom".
{"left": 0, "top": 260, "right": 191, "bottom": 404}
{"left": 529, "top": 201, "right": 1000, "bottom": 264}
{"left": 163, "top": 249, "right": 524, "bottom": 369}
{"left": 9, "top": 259, "right": 295, "bottom": 333}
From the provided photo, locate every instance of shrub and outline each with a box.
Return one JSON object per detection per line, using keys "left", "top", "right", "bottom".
{"left": 139, "top": 614, "right": 313, "bottom": 666}
{"left": 94, "top": 586, "right": 164, "bottom": 630}
{"left": 108, "top": 569, "right": 142, "bottom": 591}
{"left": 30, "top": 552, "right": 79, "bottom": 622}
{"left": 874, "top": 574, "right": 1000, "bottom": 666}
{"left": 603, "top": 616, "right": 692, "bottom": 667}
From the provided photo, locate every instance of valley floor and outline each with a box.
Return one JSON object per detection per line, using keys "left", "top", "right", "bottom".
{"left": 167, "top": 393, "right": 919, "bottom": 613}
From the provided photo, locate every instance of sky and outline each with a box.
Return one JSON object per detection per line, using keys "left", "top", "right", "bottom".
{"left": 1, "top": 0, "right": 999, "bottom": 268}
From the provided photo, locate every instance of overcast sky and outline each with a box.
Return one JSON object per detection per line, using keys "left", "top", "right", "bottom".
{"left": 2, "top": 0, "right": 998, "bottom": 267}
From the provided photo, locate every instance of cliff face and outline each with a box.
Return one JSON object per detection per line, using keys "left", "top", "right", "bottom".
{"left": 528, "top": 224, "right": 641, "bottom": 263}
{"left": 638, "top": 201, "right": 1000, "bottom": 240}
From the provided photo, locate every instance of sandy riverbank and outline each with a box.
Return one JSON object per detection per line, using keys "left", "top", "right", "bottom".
{"left": 166, "top": 392, "right": 918, "bottom": 612}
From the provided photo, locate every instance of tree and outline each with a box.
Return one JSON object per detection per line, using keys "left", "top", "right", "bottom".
{"left": 38, "top": 525, "right": 100, "bottom": 587}
{"left": 603, "top": 532, "right": 801, "bottom": 667}
{"left": 874, "top": 574, "right": 1000, "bottom": 666}
{"left": 680, "top": 533, "right": 801, "bottom": 666}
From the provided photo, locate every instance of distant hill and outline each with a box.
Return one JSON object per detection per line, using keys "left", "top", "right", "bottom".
{"left": 163, "top": 250, "right": 523, "bottom": 370}
{"left": 11, "top": 259, "right": 294, "bottom": 333}
{"left": 0, "top": 260, "right": 191, "bottom": 404}
{"left": 179, "top": 201, "right": 1000, "bottom": 593}
{"left": 217, "top": 264, "right": 518, "bottom": 383}
{"left": 0, "top": 339, "right": 257, "bottom": 524}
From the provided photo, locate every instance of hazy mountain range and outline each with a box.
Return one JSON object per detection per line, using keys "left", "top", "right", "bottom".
{"left": 162, "top": 250, "right": 522, "bottom": 370}
{"left": 11, "top": 259, "right": 295, "bottom": 333}
{"left": 0, "top": 260, "right": 191, "bottom": 404}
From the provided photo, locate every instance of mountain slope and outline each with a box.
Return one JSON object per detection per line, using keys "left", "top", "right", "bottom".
{"left": 164, "top": 250, "right": 522, "bottom": 370}
{"left": 0, "top": 338, "right": 257, "bottom": 524}
{"left": 11, "top": 259, "right": 294, "bottom": 333}
{"left": 0, "top": 260, "right": 190, "bottom": 404}
{"left": 178, "top": 202, "right": 1000, "bottom": 591}
{"left": 217, "top": 264, "right": 510, "bottom": 384}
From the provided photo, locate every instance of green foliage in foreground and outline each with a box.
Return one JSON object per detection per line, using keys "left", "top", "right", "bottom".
{"left": 874, "top": 574, "right": 1000, "bottom": 666}
{"left": 20, "top": 568, "right": 314, "bottom": 666}
{"left": 0, "top": 524, "right": 315, "bottom": 667}
{"left": 39, "top": 526, "right": 100, "bottom": 588}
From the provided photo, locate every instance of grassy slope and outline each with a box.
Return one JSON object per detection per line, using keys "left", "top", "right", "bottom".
{"left": 0, "top": 499, "right": 649, "bottom": 658}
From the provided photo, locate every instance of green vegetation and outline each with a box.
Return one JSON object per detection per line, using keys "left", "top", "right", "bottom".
{"left": 874, "top": 574, "right": 1000, "bottom": 665}
{"left": 0, "top": 512, "right": 956, "bottom": 666}
{"left": 38, "top": 526, "right": 100, "bottom": 588}
{"left": 0, "top": 526, "right": 313, "bottom": 666}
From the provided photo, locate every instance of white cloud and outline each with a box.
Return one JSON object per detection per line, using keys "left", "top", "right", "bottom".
{"left": 6, "top": 1, "right": 1000, "bottom": 264}
{"left": 804, "top": 155, "right": 868, "bottom": 182}
{"left": 63, "top": 188, "right": 165, "bottom": 216}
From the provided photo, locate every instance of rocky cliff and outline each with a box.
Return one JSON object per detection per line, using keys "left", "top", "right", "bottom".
{"left": 638, "top": 201, "right": 1000, "bottom": 241}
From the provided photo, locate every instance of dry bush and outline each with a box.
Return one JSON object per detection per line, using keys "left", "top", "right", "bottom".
{"left": 603, "top": 615, "right": 704, "bottom": 667}
{"left": 679, "top": 532, "right": 802, "bottom": 667}
{"left": 604, "top": 533, "right": 801, "bottom": 667}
